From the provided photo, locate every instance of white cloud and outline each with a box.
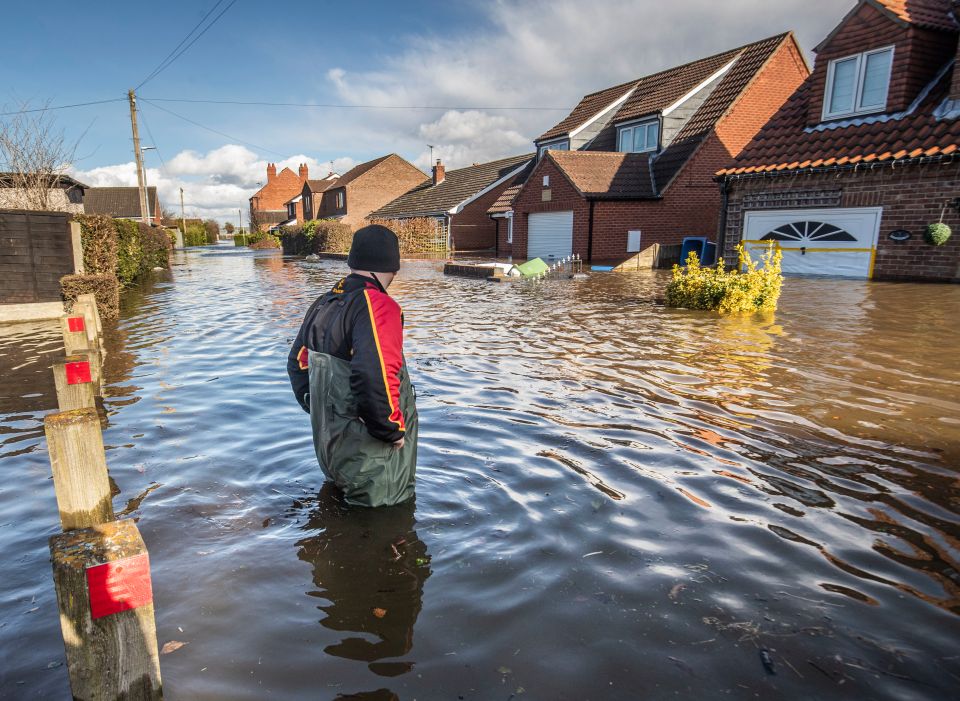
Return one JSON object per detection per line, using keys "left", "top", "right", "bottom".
{"left": 72, "top": 148, "right": 358, "bottom": 222}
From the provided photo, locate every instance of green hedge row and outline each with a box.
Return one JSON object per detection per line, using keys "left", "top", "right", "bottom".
{"left": 279, "top": 219, "right": 354, "bottom": 255}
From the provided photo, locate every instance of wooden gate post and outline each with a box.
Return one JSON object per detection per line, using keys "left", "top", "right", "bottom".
{"left": 44, "top": 408, "right": 114, "bottom": 530}
{"left": 75, "top": 293, "right": 104, "bottom": 354}
{"left": 61, "top": 315, "right": 91, "bottom": 355}
{"left": 53, "top": 355, "right": 97, "bottom": 411}
{"left": 50, "top": 518, "right": 163, "bottom": 701}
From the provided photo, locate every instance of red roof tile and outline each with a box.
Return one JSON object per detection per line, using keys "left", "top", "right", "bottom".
{"left": 547, "top": 151, "right": 657, "bottom": 198}
{"left": 872, "top": 0, "right": 958, "bottom": 31}
{"left": 719, "top": 52, "right": 960, "bottom": 176}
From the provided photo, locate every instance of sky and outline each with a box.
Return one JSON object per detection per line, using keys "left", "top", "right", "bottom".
{"left": 1, "top": 0, "right": 853, "bottom": 224}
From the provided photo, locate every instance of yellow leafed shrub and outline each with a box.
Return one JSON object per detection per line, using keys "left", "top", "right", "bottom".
{"left": 665, "top": 243, "right": 783, "bottom": 314}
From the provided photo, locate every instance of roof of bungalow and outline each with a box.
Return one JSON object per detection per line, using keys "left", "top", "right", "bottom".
{"left": 84, "top": 186, "right": 159, "bottom": 217}
{"left": 0, "top": 172, "right": 90, "bottom": 189}
{"left": 373, "top": 153, "right": 533, "bottom": 218}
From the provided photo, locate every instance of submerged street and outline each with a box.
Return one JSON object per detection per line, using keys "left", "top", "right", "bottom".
{"left": 1, "top": 246, "right": 958, "bottom": 700}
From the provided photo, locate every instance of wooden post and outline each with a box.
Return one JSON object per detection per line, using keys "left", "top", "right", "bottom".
{"left": 61, "top": 315, "right": 91, "bottom": 355}
{"left": 44, "top": 408, "right": 114, "bottom": 530}
{"left": 50, "top": 518, "right": 163, "bottom": 700}
{"left": 53, "top": 355, "right": 97, "bottom": 411}
{"left": 75, "top": 294, "right": 104, "bottom": 355}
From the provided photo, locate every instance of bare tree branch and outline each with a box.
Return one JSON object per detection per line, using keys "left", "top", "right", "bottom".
{"left": 0, "top": 101, "right": 79, "bottom": 211}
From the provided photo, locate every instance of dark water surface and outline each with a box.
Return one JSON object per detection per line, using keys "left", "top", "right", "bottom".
{"left": 1, "top": 247, "right": 958, "bottom": 700}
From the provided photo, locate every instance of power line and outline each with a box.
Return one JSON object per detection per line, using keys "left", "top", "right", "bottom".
{"left": 0, "top": 98, "right": 126, "bottom": 117}
{"left": 140, "top": 97, "right": 287, "bottom": 157}
{"left": 138, "top": 103, "right": 170, "bottom": 176}
{"left": 141, "top": 97, "right": 572, "bottom": 111}
{"left": 135, "top": 0, "right": 238, "bottom": 90}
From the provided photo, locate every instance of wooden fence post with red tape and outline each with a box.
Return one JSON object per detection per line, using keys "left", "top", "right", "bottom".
{"left": 61, "top": 314, "right": 91, "bottom": 355}
{"left": 49, "top": 518, "right": 163, "bottom": 700}
{"left": 52, "top": 355, "right": 97, "bottom": 411}
{"left": 44, "top": 408, "right": 115, "bottom": 530}
{"left": 75, "top": 293, "right": 105, "bottom": 355}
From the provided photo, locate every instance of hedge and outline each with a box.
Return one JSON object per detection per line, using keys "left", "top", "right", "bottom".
{"left": 62, "top": 216, "right": 172, "bottom": 320}
{"left": 665, "top": 244, "right": 783, "bottom": 314}
{"left": 366, "top": 217, "right": 444, "bottom": 254}
{"left": 60, "top": 274, "right": 120, "bottom": 320}
{"left": 183, "top": 224, "right": 208, "bottom": 247}
{"left": 279, "top": 219, "right": 354, "bottom": 255}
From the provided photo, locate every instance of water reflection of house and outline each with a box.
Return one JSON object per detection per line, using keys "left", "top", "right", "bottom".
{"left": 717, "top": 0, "right": 960, "bottom": 281}
{"left": 372, "top": 154, "right": 533, "bottom": 252}
{"left": 494, "top": 33, "right": 808, "bottom": 267}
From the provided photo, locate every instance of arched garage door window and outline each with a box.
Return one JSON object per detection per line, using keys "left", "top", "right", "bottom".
{"left": 761, "top": 221, "right": 856, "bottom": 242}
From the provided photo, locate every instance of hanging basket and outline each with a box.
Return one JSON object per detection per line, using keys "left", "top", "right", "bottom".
{"left": 924, "top": 222, "right": 952, "bottom": 246}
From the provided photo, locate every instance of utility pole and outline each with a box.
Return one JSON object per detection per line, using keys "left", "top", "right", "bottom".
{"left": 127, "top": 89, "right": 149, "bottom": 223}
{"left": 179, "top": 187, "right": 186, "bottom": 233}
{"left": 239, "top": 208, "right": 245, "bottom": 244}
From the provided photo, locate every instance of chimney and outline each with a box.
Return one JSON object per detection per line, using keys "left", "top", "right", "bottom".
{"left": 299, "top": 163, "right": 309, "bottom": 182}
{"left": 432, "top": 159, "right": 445, "bottom": 185}
{"left": 266, "top": 163, "right": 277, "bottom": 183}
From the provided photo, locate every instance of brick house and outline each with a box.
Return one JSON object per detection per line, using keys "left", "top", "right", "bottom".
{"left": 295, "top": 173, "right": 342, "bottom": 223}
{"left": 311, "top": 154, "right": 425, "bottom": 228}
{"left": 249, "top": 162, "right": 309, "bottom": 231}
{"left": 717, "top": 0, "right": 960, "bottom": 281}
{"left": 499, "top": 33, "right": 808, "bottom": 265}
{"left": 83, "top": 186, "right": 163, "bottom": 225}
{"left": 371, "top": 154, "right": 533, "bottom": 251}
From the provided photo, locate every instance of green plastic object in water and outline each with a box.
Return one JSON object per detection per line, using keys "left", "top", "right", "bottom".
{"left": 512, "top": 258, "right": 550, "bottom": 278}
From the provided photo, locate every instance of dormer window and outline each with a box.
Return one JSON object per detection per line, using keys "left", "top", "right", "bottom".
{"left": 822, "top": 46, "right": 894, "bottom": 120}
{"left": 537, "top": 139, "right": 569, "bottom": 158}
{"left": 617, "top": 119, "right": 659, "bottom": 153}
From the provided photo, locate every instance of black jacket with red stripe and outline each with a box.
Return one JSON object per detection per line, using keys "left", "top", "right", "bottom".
{"left": 287, "top": 274, "right": 407, "bottom": 444}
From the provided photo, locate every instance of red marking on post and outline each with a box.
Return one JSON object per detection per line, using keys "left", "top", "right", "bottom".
{"left": 67, "top": 316, "right": 86, "bottom": 333}
{"left": 65, "top": 361, "right": 92, "bottom": 385}
{"left": 87, "top": 553, "right": 153, "bottom": 619}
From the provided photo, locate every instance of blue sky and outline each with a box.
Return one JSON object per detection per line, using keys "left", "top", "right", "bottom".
{"left": 2, "top": 0, "right": 851, "bottom": 222}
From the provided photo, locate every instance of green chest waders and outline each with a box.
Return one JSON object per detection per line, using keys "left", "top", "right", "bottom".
{"left": 308, "top": 349, "right": 418, "bottom": 507}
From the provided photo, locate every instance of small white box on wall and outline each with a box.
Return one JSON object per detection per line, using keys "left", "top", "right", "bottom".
{"left": 627, "top": 230, "right": 641, "bottom": 252}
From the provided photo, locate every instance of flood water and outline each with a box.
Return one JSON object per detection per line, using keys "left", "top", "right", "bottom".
{"left": 1, "top": 247, "right": 958, "bottom": 700}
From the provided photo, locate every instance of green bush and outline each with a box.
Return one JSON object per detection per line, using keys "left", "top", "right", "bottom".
{"left": 665, "top": 243, "right": 783, "bottom": 314}
{"left": 233, "top": 232, "right": 248, "bottom": 246}
{"left": 183, "top": 224, "right": 208, "bottom": 247}
{"left": 114, "top": 219, "right": 143, "bottom": 285}
{"left": 140, "top": 224, "right": 172, "bottom": 271}
{"left": 279, "top": 219, "right": 353, "bottom": 255}
{"left": 60, "top": 273, "right": 120, "bottom": 320}
{"left": 73, "top": 214, "right": 119, "bottom": 276}
{"left": 203, "top": 219, "right": 220, "bottom": 244}
{"left": 925, "top": 222, "right": 951, "bottom": 246}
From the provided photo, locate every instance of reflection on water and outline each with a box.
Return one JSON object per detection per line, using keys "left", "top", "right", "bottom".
{"left": 296, "top": 484, "right": 429, "bottom": 679}
{"left": 1, "top": 247, "right": 958, "bottom": 700}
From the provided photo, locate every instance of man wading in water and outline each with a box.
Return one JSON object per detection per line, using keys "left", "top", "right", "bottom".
{"left": 287, "top": 224, "right": 418, "bottom": 507}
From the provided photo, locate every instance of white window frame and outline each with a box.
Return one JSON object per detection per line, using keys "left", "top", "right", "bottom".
{"left": 507, "top": 213, "right": 514, "bottom": 244}
{"left": 537, "top": 139, "right": 570, "bottom": 158}
{"left": 822, "top": 45, "right": 895, "bottom": 121}
{"left": 617, "top": 118, "right": 660, "bottom": 153}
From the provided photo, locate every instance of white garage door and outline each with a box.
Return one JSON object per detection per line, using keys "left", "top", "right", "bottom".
{"left": 528, "top": 211, "right": 573, "bottom": 260}
{"left": 743, "top": 207, "right": 882, "bottom": 279}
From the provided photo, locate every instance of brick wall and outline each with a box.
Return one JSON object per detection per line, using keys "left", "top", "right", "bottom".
{"left": 250, "top": 165, "right": 307, "bottom": 220}
{"left": 511, "top": 38, "right": 808, "bottom": 264}
{"left": 495, "top": 217, "right": 512, "bottom": 257}
{"left": 807, "top": 3, "right": 956, "bottom": 123}
{"left": 0, "top": 209, "right": 76, "bottom": 303}
{"left": 722, "top": 160, "right": 960, "bottom": 281}
{"left": 451, "top": 180, "right": 516, "bottom": 251}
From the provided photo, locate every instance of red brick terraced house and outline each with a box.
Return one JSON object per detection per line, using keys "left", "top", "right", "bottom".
{"left": 717, "top": 0, "right": 960, "bottom": 281}
{"left": 499, "top": 33, "right": 809, "bottom": 266}
{"left": 309, "top": 154, "right": 426, "bottom": 229}
{"left": 371, "top": 154, "right": 533, "bottom": 252}
{"left": 249, "top": 162, "right": 309, "bottom": 231}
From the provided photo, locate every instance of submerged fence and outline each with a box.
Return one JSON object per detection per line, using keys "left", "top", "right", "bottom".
{"left": 43, "top": 293, "right": 164, "bottom": 700}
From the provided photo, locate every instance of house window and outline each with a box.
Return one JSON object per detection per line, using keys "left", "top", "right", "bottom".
{"left": 537, "top": 140, "right": 569, "bottom": 158}
{"left": 617, "top": 120, "right": 659, "bottom": 153}
{"left": 305, "top": 195, "right": 312, "bottom": 217}
{"left": 336, "top": 191, "right": 345, "bottom": 209}
{"left": 507, "top": 215, "right": 513, "bottom": 244}
{"left": 823, "top": 46, "right": 894, "bottom": 120}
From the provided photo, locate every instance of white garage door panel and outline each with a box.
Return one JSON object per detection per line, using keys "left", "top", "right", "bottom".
{"left": 743, "top": 207, "right": 882, "bottom": 279}
{"left": 528, "top": 211, "right": 573, "bottom": 260}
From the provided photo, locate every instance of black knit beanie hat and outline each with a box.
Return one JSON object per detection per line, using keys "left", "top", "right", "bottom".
{"left": 347, "top": 224, "right": 401, "bottom": 273}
